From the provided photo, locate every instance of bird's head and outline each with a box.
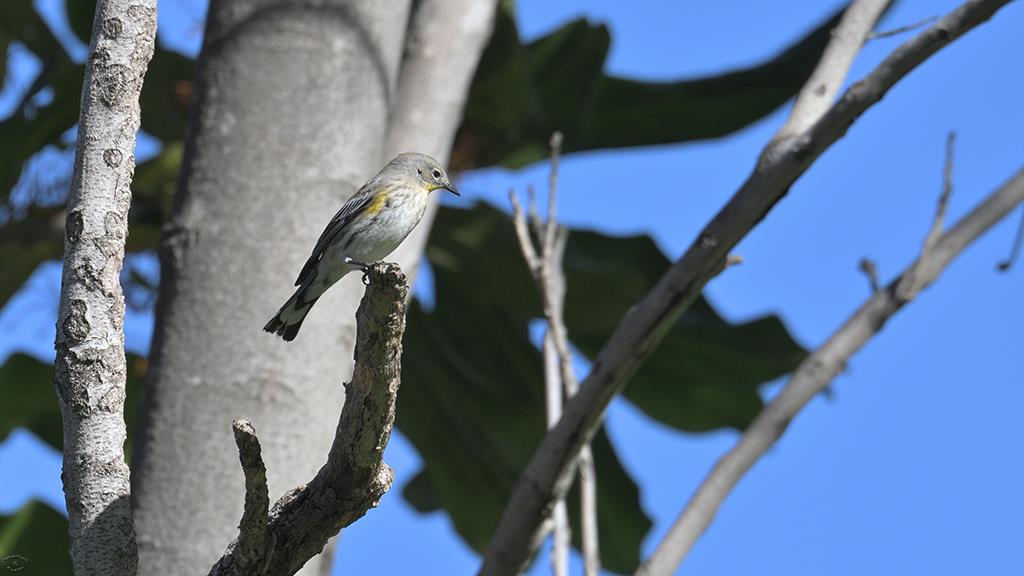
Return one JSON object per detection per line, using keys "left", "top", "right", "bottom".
{"left": 391, "top": 152, "right": 460, "bottom": 197}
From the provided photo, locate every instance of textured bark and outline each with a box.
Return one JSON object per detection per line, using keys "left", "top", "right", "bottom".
{"left": 130, "top": 2, "right": 411, "bottom": 575}
{"left": 54, "top": 1, "right": 156, "bottom": 575}
{"left": 209, "top": 263, "right": 408, "bottom": 576}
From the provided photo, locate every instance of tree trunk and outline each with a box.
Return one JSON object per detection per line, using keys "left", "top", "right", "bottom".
{"left": 130, "top": 2, "right": 411, "bottom": 574}
{"left": 54, "top": 1, "right": 156, "bottom": 575}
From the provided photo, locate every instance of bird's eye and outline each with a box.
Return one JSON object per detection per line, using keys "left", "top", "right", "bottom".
{"left": 431, "top": 169, "right": 442, "bottom": 179}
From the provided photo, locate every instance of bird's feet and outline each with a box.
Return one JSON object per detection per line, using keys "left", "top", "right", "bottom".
{"left": 345, "top": 257, "right": 377, "bottom": 285}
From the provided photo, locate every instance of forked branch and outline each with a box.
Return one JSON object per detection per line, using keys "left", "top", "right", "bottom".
{"left": 210, "top": 263, "right": 409, "bottom": 576}
{"left": 510, "top": 132, "right": 601, "bottom": 576}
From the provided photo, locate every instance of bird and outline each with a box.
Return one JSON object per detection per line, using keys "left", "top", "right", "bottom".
{"left": 264, "top": 153, "right": 459, "bottom": 341}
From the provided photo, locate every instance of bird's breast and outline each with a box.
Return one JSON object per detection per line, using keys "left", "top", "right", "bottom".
{"left": 342, "top": 189, "right": 427, "bottom": 262}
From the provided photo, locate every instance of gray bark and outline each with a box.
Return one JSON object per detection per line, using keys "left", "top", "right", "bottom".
{"left": 210, "top": 263, "right": 409, "bottom": 576}
{"left": 130, "top": 2, "right": 411, "bottom": 575}
{"left": 54, "top": 1, "right": 157, "bottom": 575}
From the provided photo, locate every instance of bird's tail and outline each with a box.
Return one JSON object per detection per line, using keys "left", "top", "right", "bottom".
{"left": 264, "top": 286, "right": 319, "bottom": 342}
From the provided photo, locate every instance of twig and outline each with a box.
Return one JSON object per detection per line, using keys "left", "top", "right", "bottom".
{"left": 210, "top": 263, "right": 409, "bottom": 576}
{"left": 510, "top": 133, "right": 601, "bottom": 576}
{"left": 996, "top": 205, "right": 1024, "bottom": 271}
{"left": 859, "top": 258, "right": 880, "bottom": 293}
{"left": 515, "top": 186, "right": 571, "bottom": 576}
{"left": 869, "top": 15, "right": 940, "bottom": 39}
{"left": 478, "top": 2, "right": 1014, "bottom": 573}
{"left": 510, "top": 190, "right": 541, "bottom": 273}
{"left": 527, "top": 184, "right": 543, "bottom": 239}
{"left": 545, "top": 131, "right": 564, "bottom": 254}
{"left": 578, "top": 442, "right": 600, "bottom": 576}
{"left": 546, "top": 331, "right": 570, "bottom": 576}
{"left": 897, "top": 131, "right": 956, "bottom": 300}
{"left": 636, "top": 165, "right": 1024, "bottom": 576}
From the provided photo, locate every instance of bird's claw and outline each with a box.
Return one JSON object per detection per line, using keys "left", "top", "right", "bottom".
{"left": 344, "top": 257, "right": 375, "bottom": 285}
{"left": 344, "top": 256, "right": 373, "bottom": 270}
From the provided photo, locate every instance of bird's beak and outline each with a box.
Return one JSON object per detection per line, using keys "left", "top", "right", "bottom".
{"left": 442, "top": 182, "right": 460, "bottom": 196}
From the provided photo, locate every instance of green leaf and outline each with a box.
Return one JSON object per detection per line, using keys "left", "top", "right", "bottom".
{"left": 126, "top": 141, "right": 183, "bottom": 252}
{"left": 0, "top": 352, "right": 148, "bottom": 457}
{"left": 566, "top": 430, "right": 649, "bottom": 570}
{"left": 0, "top": 1, "right": 80, "bottom": 201}
{"left": 0, "top": 206, "right": 64, "bottom": 307}
{"left": 399, "top": 203, "right": 806, "bottom": 571}
{"left": 0, "top": 11, "right": 184, "bottom": 308}
{"left": 454, "top": 4, "right": 848, "bottom": 169}
{"left": 0, "top": 3, "right": 66, "bottom": 73}
{"left": 426, "top": 203, "right": 806, "bottom": 431}
{"left": 0, "top": 140, "right": 174, "bottom": 310}
{"left": 65, "top": 0, "right": 96, "bottom": 46}
{"left": 0, "top": 354, "right": 61, "bottom": 448}
{"left": 0, "top": 500, "right": 70, "bottom": 576}
{"left": 563, "top": 229, "right": 807, "bottom": 431}
{"left": 0, "top": 1, "right": 191, "bottom": 204}
{"left": 139, "top": 47, "right": 194, "bottom": 141}
{"left": 398, "top": 298, "right": 651, "bottom": 573}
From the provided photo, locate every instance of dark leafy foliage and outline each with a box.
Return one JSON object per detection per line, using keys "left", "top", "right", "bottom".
{"left": 397, "top": 203, "right": 805, "bottom": 572}
{"left": 0, "top": 500, "right": 71, "bottom": 575}
{"left": 0, "top": 0, "right": 833, "bottom": 570}
{"left": 451, "top": 3, "right": 847, "bottom": 169}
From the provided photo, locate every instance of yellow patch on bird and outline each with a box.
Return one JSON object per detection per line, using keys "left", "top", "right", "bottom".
{"left": 364, "top": 192, "right": 389, "bottom": 216}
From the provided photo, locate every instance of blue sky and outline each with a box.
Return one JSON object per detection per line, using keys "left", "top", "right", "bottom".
{"left": 2, "top": 0, "right": 1023, "bottom": 574}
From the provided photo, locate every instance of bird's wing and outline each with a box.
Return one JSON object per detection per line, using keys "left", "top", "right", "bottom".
{"left": 294, "top": 185, "right": 377, "bottom": 286}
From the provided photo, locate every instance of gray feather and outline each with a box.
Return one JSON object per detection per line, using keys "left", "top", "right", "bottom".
{"left": 295, "top": 186, "right": 376, "bottom": 286}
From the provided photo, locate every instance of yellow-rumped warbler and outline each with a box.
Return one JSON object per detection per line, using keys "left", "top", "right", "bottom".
{"left": 264, "top": 153, "right": 459, "bottom": 341}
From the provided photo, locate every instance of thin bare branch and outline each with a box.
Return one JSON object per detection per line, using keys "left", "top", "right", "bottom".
{"left": 510, "top": 189, "right": 541, "bottom": 273}
{"left": 774, "top": 0, "right": 892, "bottom": 141}
{"left": 869, "top": 15, "right": 940, "bottom": 39}
{"left": 516, "top": 192, "right": 571, "bottom": 576}
{"left": 997, "top": 206, "right": 1024, "bottom": 271}
{"left": 636, "top": 165, "right": 1024, "bottom": 576}
{"left": 859, "top": 257, "right": 880, "bottom": 293}
{"left": 546, "top": 333, "right": 570, "bottom": 576}
{"left": 545, "top": 131, "right": 565, "bottom": 254}
{"left": 478, "top": 2, "right": 1013, "bottom": 573}
{"left": 578, "top": 443, "right": 600, "bottom": 576}
{"left": 898, "top": 131, "right": 956, "bottom": 300}
{"left": 210, "top": 263, "right": 408, "bottom": 576}
{"left": 527, "top": 184, "right": 543, "bottom": 239}
{"left": 510, "top": 135, "right": 601, "bottom": 575}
